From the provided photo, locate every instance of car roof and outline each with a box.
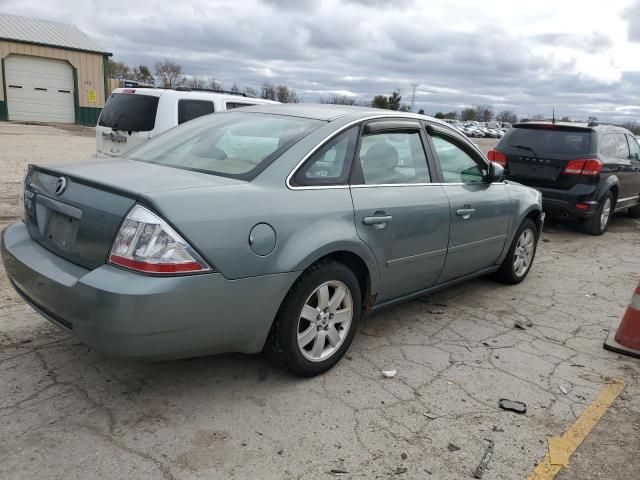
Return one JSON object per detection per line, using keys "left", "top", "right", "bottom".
{"left": 513, "top": 121, "right": 632, "bottom": 135}
{"left": 110, "top": 87, "right": 278, "bottom": 103}
{"left": 233, "top": 103, "right": 454, "bottom": 127}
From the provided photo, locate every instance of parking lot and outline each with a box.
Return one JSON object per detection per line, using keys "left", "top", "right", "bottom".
{"left": 1, "top": 122, "right": 639, "bottom": 480}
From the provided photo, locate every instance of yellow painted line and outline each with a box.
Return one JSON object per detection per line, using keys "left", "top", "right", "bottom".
{"left": 528, "top": 379, "right": 625, "bottom": 480}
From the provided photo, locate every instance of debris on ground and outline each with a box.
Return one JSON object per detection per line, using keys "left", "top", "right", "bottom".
{"left": 428, "top": 309, "right": 445, "bottom": 315}
{"left": 18, "top": 339, "right": 32, "bottom": 344}
{"left": 499, "top": 398, "right": 527, "bottom": 414}
{"left": 424, "top": 413, "right": 437, "bottom": 419}
{"left": 447, "top": 442, "right": 461, "bottom": 452}
{"left": 491, "top": 426, "right": 504, "bottom": 432}
{"left": 514, "top": 319, "right": 528, "bottom": 329}
{"left": 559, "top": 385, "right": 568, "bottom": 394}
{"left": 382, "top": 369, "right": 397, "bottom": 378}
{"left": 393, "top": 467, "right": 408, "bottom": 475}
{"left": 329, "top": 469, "right": 349, "bottom": 476}
{"left": 473, "top": 439, "right": 495, "bottom": 479}
{"left": 401, "top": 452, "right": 408, "bottom": 460}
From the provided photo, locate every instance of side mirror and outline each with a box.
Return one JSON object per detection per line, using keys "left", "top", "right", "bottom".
{"left": 488, "top": 162, "right": 505, "bottom": 183}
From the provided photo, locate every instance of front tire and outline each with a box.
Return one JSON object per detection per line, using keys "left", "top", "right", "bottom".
{"left": 264, "top": 260, "right": 362, "bottom": 377}
{"left": 494, "top": 218, "right": 538, "bottom": 285}
{"left": 583, "top": 192, "right": 613, "bottom": 235}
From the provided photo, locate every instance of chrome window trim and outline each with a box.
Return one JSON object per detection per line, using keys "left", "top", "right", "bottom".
{"left": 286, "top": 114, "right": 493, "bottom": 191}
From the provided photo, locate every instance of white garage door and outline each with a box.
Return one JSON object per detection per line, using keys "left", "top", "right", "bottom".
{"left": 5, "top": 55, "right": 75, "bottom": 123}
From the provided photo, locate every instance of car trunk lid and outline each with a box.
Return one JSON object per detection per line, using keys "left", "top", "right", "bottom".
{"left": 23, "top": 159, "right": 243, "bottom": 270}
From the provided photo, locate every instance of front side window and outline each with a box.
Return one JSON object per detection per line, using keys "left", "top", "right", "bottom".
{"left": 178, "top": 100, "right": 215, "bottom": 124}
{"left": 614, "top": 133, "right": 630, "bottom": 159}
{"left": 293, "top": 127, "right": 358, "bottom": 186}
{"left": 130, "top": 112, "right": 322, "bottom": 180}
{"left": 358, "top": 131, "right": 430, "bottom": 184}
{"left": 628, "top": 135, "right": 640, "bottom": 160}
{"left": 432, "top": 135, "right": 484, "bottom": 184}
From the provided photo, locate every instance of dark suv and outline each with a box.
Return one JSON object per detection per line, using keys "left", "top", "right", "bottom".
{"left": 488, "top": 122, "right": 640, "bottom": 234}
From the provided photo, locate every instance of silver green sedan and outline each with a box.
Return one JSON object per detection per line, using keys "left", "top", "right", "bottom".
{"left": 1, "top": 105, "right": 543, "bottom": 376}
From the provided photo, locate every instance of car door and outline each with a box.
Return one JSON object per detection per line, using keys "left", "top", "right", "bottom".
{"left": 624, "top": 135, "right": 640, "bottom": 206}
{"left": 349, "top": 120, "right": 450, "bottom": 302}
{"left": 427, "top": 127, "right": 510, "bottom": 283}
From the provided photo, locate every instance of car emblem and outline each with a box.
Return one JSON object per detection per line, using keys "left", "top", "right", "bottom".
{"left": 54, "top": 177, "right": 67, "bottom": 196}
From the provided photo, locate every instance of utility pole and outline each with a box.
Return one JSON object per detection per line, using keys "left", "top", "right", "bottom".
{"left": 410, "top": 83, "right": 419, "bottom": 112}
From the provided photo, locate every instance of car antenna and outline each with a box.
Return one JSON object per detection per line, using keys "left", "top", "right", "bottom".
{"left": 552, "top": 108, "right": 556, "bottom": 124}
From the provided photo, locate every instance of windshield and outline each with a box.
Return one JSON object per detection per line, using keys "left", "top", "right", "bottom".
{"left": 502, "top": 126, "right": 592, "bottom": 155}
{"left": 99, "top": 93, "right": 159, "bottom": 132}
{"left": 129, "top": 112, "right": 323, "bottom": 180}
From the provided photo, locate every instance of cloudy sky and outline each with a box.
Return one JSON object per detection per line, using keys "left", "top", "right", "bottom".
{"left": 3, "top": 0, "right": 640, "bottom": 121}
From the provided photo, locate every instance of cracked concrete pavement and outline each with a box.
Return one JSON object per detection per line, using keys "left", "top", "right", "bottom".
{"left": 0, "top": 123, "right": 639, "bottom": 479}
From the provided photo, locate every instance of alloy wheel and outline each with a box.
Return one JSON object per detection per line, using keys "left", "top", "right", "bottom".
{"left": 513, "top": 229, "right": 535, "bottom": 277}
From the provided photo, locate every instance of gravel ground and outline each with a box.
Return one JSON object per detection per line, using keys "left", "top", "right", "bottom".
{"left": 0, "top": 122, "right": 639, "bottom": 480}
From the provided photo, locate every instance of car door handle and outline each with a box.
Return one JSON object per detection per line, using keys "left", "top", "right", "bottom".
{"left": 362, "top": 215, "right": 393, "bottom": 225}
{"left": 456, "top": 208, "right": 476, "bottom": 219}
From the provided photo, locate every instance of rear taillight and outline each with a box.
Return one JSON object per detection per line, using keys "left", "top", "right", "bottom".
{"left": 563, "top": 159, "right": 602, "bottom": 176}
{"left": 109, "top": 205, "right": 211, "bottom": 275}
{"left": 487, "top": 149, "right": 507, "bottom": 166}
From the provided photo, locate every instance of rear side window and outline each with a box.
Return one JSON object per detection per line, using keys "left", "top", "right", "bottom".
{"left": 503, "top": 127, "right": 592, "bottom": 155}
{"left": 628, "top": 135, "right": 640, "bottom": 159}
{"left": 226, "top": 102, "right": 254, "bottom": 109}
{"left": 99, "top": 93, "right": 159, "bottom": 131}
{"left": 293, "top": 127, "right": 358, "bottom": 186}
{"left": 178, "top": 100, "right": 215, "bottom": 124}
{"left": 601, "top": 133, "right": 630, "bottom": 158}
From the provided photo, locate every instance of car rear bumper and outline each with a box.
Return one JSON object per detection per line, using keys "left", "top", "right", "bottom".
{"left": 1, "top": 222, "right": 298, "bottom": 359}
{"left": 528, "top": 184, "right": 600, "bottom": 220}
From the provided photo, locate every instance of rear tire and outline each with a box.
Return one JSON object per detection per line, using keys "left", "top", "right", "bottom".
{"left": 628, "top": 202, "right": 640, "bottom": 218}
{"left": 264, "top": 259, "right": 361, "bottom": 377}
{"left": 583, "top": 192, "right": 613, "bottom": 235}
{"left": 493, "top": 218, "right": 538, "bottom": 285}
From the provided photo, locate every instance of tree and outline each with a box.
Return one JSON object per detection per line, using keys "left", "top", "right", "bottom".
{"left": 107, "top": 59, "right": 130, "bottom": 79}
{"left": 444, "top": 111, "right": 458, "bottom": 119}
{"left": 475, "top": 104, "right": 494, "bottom": 122}
{"left": 209, "top": 78, "right": 222, "bottom": 91}
{"left": 622, "top": 121, "right": 640, "bottom": 135}
{"left": 244, "top": 86, "right": 258, "bottom": 97}
{"left": 186, "top": 76, "right": 205, "bottom": 89}
{"left": 388, "top": 90, "right": 410, "bottom": 111}
{"left": 434, "top": 112, "right": 446, "bottom": 119}
{"left": 230, "top": 82, "right": 241, "bottom": 93}
{"left": 320, "top": 95, "right": 357, "bottom": 105}
{"left": 461, "top": 107, "right": 477, "bottom": 121}
{"left": 560, "top": 116, "right": 571, "bottom": 122}
{"left": 261, "top": 81, "right": 277, "bottom": 100}
{"left": 496, "top": 109, "right": 518, "bottom": 124}
{"left": 155, "top": 60, "right": 183, "bottom": 88}
{"left": 275, "top": 85, "right": 300, "bottom": 103}
{"left": 132, "top": 64, "right": 154, "bottom": 84}
{"left": 371, "top": 95, "right": 390, "bottom": 109}
{"left": 417, "top": 109, "right": 425, "bottom": 115}
{"left": 588, "top": 116, "right": 598, "bottom": 124}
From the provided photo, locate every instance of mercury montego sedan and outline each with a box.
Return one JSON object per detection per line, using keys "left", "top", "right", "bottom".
{"left": 1, "top": 105, "right": 543, "bottom": 376}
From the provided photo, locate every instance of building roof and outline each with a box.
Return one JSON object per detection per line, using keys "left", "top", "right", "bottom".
{"left": 0, "top": 13, "right": 111, "bottom": 55}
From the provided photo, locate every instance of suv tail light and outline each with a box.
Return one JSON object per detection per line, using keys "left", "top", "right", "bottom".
{"left": 109, "top": 205, "right": 211, "bottom": 274}
{"left": 487, "top": 149, "right": 507, "bottom": 166}
{"left": 563, "top": 159, "right": 602, "bottom": 176}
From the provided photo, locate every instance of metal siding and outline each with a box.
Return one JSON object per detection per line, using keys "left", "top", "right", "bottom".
{"left": 0, "top": 14, "right": 110, "bottom": 55}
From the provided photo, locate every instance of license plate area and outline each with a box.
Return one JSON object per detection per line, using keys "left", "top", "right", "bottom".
{"left": 46, "top": 211, "right": 79, "bottom": 251}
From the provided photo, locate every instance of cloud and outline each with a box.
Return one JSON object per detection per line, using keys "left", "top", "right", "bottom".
{"left": 1, "top": 0, "right": 640, "bottom": 122}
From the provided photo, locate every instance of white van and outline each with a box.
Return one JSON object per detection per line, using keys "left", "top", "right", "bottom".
{"left": 96, "top": 87, "right": 278, "bottom": 157}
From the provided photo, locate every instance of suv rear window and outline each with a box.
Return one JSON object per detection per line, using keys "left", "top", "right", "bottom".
{"left": 502, "top": 126, "right": 592, "bottom": 155}
{"left": 99, "top": 93, "right": 159, "bottom": 132}
{"left": 130, "top": 112, "right": 322, "bottom": 180}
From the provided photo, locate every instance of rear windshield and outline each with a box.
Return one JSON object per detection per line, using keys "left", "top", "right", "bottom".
{"left": 501, "top": 126, "right": 592, "bottom": 155}
{"left": 99, "top": 93, "right": 159, "bottom": 132}
{"left": 129, "top": 112, "right": 323, "bottom": 180}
